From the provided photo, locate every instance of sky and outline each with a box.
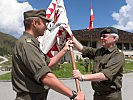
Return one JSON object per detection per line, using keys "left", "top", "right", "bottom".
{"left": 0, "top": 0, "right": 133, "bottom": 38}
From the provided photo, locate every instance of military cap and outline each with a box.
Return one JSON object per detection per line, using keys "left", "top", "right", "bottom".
{"left": 24, "top": 9, "right": 51, "bottom": 22}
{"left": 100, "top": 27, "right": 118, "bottom": 37}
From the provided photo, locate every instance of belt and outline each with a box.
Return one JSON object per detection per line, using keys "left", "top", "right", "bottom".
{"left": 95, "top": 89, "right": 121, "bottom": 95}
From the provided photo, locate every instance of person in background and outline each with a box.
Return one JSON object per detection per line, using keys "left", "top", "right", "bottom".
{"left": 72, "top": 27, "right": 125, "bottom": 100}
{"left": 12, "top": 9, "right": 84, "bottom": 100}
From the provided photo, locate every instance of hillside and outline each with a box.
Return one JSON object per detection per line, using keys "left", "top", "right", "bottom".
{"left": 0, "top": 32, "right": 17, "bottom": 56}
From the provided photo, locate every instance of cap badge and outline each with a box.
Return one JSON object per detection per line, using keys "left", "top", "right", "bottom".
{"left": 106, "top": 29, "right": 111, "bottom": 32}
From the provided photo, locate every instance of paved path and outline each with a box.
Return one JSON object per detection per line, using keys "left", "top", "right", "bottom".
{"left": 125, "top": 59, "right": 133, "bottom": 62}
{"left": 0, "top": 70, "right": 10, "bottom": 75}
{"left": 0, "top": 73, "right": 133, "bottom": 100}
{"left": 0, "top": 56, "right": 10, "bottom": 75}
{"left": 0, "top": 56, "right": 8, "bottom": 65}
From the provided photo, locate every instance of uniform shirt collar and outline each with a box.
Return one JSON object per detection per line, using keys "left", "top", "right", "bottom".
{"left": 106, "top": 45, "right": 117, "bottom": 53}
{"left": 23, "top": 32, "right": 40, "bottom": 46}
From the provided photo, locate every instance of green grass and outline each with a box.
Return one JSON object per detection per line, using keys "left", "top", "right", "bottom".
{"left": 124, "top": 60, "right": 133, "bottom": 73}
{"left": 52, "top": 61, "right": 88, "bottom": 78}
{"left": 0, "top": 72, "right": 11, "bottom": 80}
{"left": 0, "top": 59, "right": 133, "bottom": 80}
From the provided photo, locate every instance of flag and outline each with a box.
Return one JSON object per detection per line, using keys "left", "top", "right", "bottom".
{"left": 88, "top": 6, "right": 94, "bottom": 30}
{"left": 38, "top": 0, "right": 73, "bottom": 58}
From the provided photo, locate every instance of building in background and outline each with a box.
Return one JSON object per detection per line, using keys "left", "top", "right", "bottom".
{"left": 64, "top": 28, "right": 133, "bottom": 62}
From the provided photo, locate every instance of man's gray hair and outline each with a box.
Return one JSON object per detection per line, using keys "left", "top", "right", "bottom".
{"left": 111, "top": 33, "right": 119, "bottom": 41}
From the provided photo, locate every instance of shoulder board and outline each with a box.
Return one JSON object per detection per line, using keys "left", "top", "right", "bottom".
{"left": 117, "top": 49, "right": 122, "bottom": 53}
{"left": 26, "top": 38, "right": 32, "bottom": 43}
{"left": 119, "top": 50, "right": 122, "bottom": 52}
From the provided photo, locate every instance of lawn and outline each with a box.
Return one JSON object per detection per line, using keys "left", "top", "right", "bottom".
{"left": 0, "top": 72, "right": 11, "bottom": 80}
{"left": 124, "top": 59, "right": 133, "bottom": 73}
{"left": 52, "top": 61, "right": 88, "bottom": 78}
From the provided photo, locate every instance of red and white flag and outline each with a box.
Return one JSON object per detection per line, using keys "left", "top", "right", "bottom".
{"left": 38, "top": 0, "right": 73, "bottom": 57}
{"left": 88, "top": 6, "right": 94, "bottom": 30}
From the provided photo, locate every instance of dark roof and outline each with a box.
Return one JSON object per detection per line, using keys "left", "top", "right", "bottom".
{"left": 72, "top": 28, "right": 133, "bottom": 43}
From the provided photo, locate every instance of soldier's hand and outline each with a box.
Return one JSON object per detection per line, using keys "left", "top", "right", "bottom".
{"left": 74, "top": 91, "right": 85, "bottom": 100}
{"left": 63, "top": 40, "right": 73, "bottom": 51}
{"left": 72, "top": 70, "right": 82, "bottom": 80}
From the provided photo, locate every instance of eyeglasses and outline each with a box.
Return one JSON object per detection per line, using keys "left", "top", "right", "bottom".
{"left": 101, "top": 34, "right": 110, "bottom": 38}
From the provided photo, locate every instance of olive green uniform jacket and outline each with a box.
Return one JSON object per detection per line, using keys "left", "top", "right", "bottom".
{"left": 82, "top": 45, "right": 125, "bottom": 92}
{"left": 12, "top": 32, "right": 51, "bottom": 95}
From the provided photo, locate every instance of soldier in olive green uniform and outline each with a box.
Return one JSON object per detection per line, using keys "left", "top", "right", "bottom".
{"left": 72, "top": 27, "right": 125, "bottom": 100}
{"left": 12, "top": 9, "right": 85, "bottom": 100}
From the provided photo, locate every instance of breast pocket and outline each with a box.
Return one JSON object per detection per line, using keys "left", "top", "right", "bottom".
{"left": 99, "top": 55, "right": 111, "bottom": 70}
{"left": 99, "top": 59, "right": 107, "bottom": 70}
{"left": 93, "top": 57, "right": 102, "bottom": 73}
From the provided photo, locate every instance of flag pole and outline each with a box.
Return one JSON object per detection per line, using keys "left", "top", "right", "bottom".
{"left": 89, "top": 0, "right": 94, "bottom": 73}
{"left": 69, "top": 47, "right": 81, "bottom": 92}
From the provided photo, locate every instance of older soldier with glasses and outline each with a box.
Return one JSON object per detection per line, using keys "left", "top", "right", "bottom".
{"left": 11, "top": 9, "right": 85, "bottom": 100}
{"left": 72, "top": 27, "right": 125, "bottom": 100}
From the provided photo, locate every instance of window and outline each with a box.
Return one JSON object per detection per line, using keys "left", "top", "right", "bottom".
{"left": 116, "top": 43, "right": 122, "bottom": 50}
{"left": 90, "top": 41, "right": 97, "bottom": 48}
{"left": 80, "top": 41, "right": 88, "bottom": 46}
{"left": 131, "top": 43, "right": 133, "bottom": 50}
{"left": 123, "top": 43, "right": 129, "bottom": 50}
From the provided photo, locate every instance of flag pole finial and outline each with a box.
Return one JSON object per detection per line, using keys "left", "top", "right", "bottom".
{"left": 87, "top": 0, "right": 94, "bottom": 30}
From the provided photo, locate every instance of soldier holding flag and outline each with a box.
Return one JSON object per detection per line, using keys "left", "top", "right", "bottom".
{"left": 11, "top": 9, "right": 85, "bottom": 100}
{"left": 72, "top": 27, "right": 125, "bottom": 100}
